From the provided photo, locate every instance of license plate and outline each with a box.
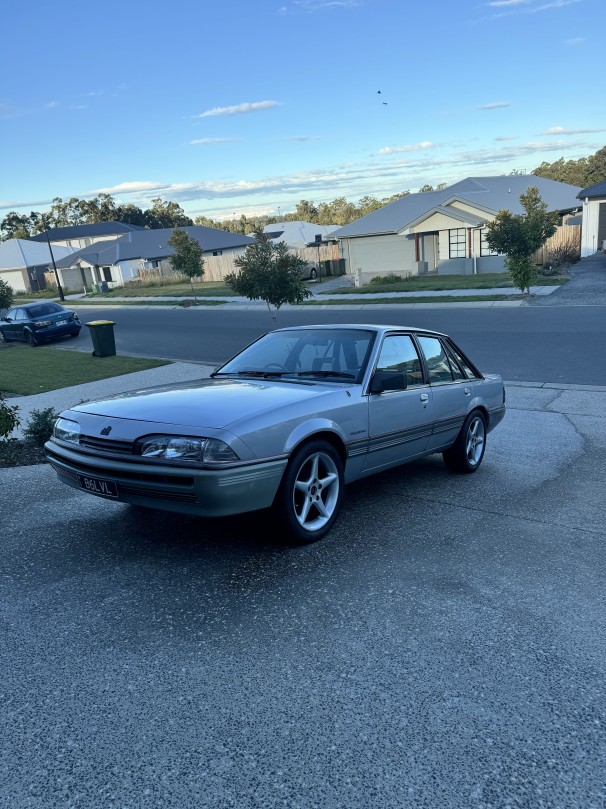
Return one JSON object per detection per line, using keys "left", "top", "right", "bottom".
{"left": 78, "top": 474, "right": 118, "bottom": 498}
{"left": 56, "top": 319, "right": 67, "bottom": 326}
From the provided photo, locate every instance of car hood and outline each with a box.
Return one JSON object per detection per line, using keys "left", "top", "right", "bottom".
{"left": 72, "top": 377, "right": 345, "bottom": 429}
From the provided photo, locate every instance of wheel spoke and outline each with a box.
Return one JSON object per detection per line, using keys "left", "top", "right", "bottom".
{"left": 297, "top": 498, "right": 312, "bottom": 524}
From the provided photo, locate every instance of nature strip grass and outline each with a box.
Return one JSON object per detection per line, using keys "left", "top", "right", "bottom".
{"left": 325, "top": 276, "right": 568, "bottom": 295}
{"left": 0, "top": 345, "right": 169, "bottom": 395}
{"left": 304, "top": 294, "right": 517, "bottom": 305}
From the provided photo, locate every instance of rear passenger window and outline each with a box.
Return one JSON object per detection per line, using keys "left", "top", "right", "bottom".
{"left": 417, "top": 336, "right": 455, "bottom": 384}
{"left": 443, "top": 343, "right": 465, "bottom": 380}
{"left": 447, "top": 342, "right": 480, "bottom": 379}
{"left": 376, "top": 335, "right": 424, "bottom": 387}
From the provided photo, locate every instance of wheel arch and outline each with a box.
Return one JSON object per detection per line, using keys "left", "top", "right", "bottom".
{"left": 288, "top": 428, "right": 348, "bottom": 467}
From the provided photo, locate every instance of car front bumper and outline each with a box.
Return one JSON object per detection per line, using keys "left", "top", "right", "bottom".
{"left": 45, "top": 441, "right": 288, "bottom": 517}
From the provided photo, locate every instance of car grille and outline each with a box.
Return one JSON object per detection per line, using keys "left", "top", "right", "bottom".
{"left": 46, "top": 450, "right": 197, "bottom": 503}
{"left": 79, "top": 435, "right": 134, "bottom": 454}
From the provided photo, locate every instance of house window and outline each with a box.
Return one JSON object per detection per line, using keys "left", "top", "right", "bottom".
{"left": 102, "top": 266, "right": 112, "bottom": 281}
{"left": 480, "top": 228, "right": 498, "bottom": 257}
{"left": 449, "top": 228, "right": 466, "bottom": 259}
{"left": 212, "top": 250, "right": 222, "bottom": 256}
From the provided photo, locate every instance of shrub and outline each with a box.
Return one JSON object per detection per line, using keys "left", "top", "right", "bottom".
{"left": 0, "top": 278, "right": 14, "bottom": 310}
{"left": 0, "top": 393, "right": 20, "bottom": 439}
{"left": 544, "top": 239, "right": 581, "bottom": 272}
{"left": 369, "top": 274, "right": 410, "bottom": 285}
{"left": 23, "top": 407, "right": 59, "bottom": 447}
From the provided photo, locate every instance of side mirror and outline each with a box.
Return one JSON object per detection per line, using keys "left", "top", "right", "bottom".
{"left": 369, "top": 370, "right": 408, "bottom": 394}
{"left": 2, "top": 317, "right": 11, "bottom": 323}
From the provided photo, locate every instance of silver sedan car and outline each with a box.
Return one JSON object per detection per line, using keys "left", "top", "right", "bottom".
{"left": 45, "top": 325, "right": 505, "bottom": 543}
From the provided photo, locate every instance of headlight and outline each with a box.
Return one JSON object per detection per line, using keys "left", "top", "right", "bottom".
{"left": 137, "top": 435, "right": 240, "bottom": 464}
{"left": 53, "top": 418, "right": 80, "bottom": 444}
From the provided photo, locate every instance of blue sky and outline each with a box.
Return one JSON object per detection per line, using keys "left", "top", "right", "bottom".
{"left": 1, "top": 0, "right": 603, "bottom": 222}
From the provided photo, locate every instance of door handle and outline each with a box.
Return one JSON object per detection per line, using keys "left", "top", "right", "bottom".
{"left": 464, "top": 387, "right": 471, "bottom": 395}
{"left": 420, "top": 393, "right": 429, "bottom": 402}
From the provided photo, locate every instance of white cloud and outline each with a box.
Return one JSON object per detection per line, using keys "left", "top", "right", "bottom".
{"left": 378, "top": 141, "right": 434, "bottom": 156}
{"left": 294, "top": 0, "right": 362, "bottom": 9}
{"left": 478, "top": 101, "right": 511, "bottom": 110}
{"left": 539, "top": 125, "right": 605, "bottom": 135}
{"left": 190, "top": 137, "right": 241, "bottom": 145}
{"left": 284, "top": 135, "right": 321, "bottom": 141}
{"left": 488, "top": 0, "right": 581, "bottom": 15}
{"left": 488, "top": 0, "right": 531, "bottom": 6}
{"left": 196, "top": 100, "right": 280, "bottom": 118}
{"left": 95, "top": 181, "right": 164, "bottom": 195}
{"left": 563, "top": 36, "right": 584, "bottom": 45}
{"left": 495, "top": 135, "right": 516, "bottom": 141}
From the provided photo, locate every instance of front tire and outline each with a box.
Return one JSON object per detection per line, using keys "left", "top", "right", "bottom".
{"left": 310, "top": 268, "right": 318, "bottom": 280}
{"left": 275, "top": 439, "right": 344, "bottom": 543}
{"left": 443, "top": 410, "right": 486, "bottom": 474}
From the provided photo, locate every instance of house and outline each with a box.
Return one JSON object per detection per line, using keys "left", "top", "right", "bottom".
{"left": 52, "top": 226, "right": 256, "bottom": 291}
{"left": 333, "top": 176, "right": 582, "bottom": 282}
{"left": 262, "top": 221, "right": 339, "bottom": 248}
{"left": 29, "top": 221, "right": 146, "bottom": 251}
{"left": 577, "top": 181, "right": 606, "bottom": 256}
{"left": 0, "top": 239, "right": 74, "bottom": 293}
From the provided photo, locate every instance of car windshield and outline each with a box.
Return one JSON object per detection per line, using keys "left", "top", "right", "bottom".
{"left": 215, "top": 328, "right": 375, "bottom": 383}
{"left": 24, "top": 303, "right": 64, "bottom": 317}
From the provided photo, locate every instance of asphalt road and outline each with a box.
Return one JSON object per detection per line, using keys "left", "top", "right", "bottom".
{"left": 2, "top": 385, "right": 605, "bottom": 808}
{"left": 66, "top": 303, "right": 606, "bottom": 386}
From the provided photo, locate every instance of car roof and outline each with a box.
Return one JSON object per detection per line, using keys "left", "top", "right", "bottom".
{"left": 274, "top": 324, "right": 448, "bottom": 338}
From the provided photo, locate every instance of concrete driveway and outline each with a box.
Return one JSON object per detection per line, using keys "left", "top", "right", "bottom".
{"left": 1, "top": 383, "right": 605, "bottom": 808}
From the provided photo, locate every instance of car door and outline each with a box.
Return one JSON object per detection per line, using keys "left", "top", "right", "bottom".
{"left": 416, "top": 335, "right": 470, "bottom": 452}
{"left": 13, "top": 308, "right": 29, "bottom": 341}
{"left": 363, "top": 333, "right": 433, "bottom": 472}
{"left": 2, "top": 308, "right": 20, "bottom": 341}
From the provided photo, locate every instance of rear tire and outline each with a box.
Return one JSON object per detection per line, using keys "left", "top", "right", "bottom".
{"left": 443, "top": 410, "right": 486, "bottom": 474}
{"left": 25, "top": 330, "right": 39, "bottom": 347}
{"left": 310, "top": 268, "right": 318, "bottom": 280}
{"left": 274, "top": 439, "right": 344, "bottom": 543}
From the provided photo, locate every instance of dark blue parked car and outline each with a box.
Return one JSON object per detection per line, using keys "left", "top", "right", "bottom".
{"left": 0, "top": 302, "right": 81, "bottom": 346}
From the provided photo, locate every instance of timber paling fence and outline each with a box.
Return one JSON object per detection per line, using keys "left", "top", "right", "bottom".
{"left": 137, "top": 244, "right": 340, "bottom": 284}
{"left": 531, "top": 224, "right": 581, "bottom": 265}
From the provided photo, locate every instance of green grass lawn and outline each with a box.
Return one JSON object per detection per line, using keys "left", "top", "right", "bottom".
{"left": 95, "top": 280, "right": 235, "bottom": 297}
{"left": 324, "top": 273, "right": 568, "bottom": 294}
{"left": 0, "top": 345, "right": 169, "bottom": 395}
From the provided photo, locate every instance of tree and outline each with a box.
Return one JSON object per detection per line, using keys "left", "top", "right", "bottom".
{"left": 0, "top": 278, "right": 14, "bottom": 310}
{"left": 0, "top": 212, "right": 33, "bottom": 241}
{"left": 225, "top": 232, "right": 311, "bottom": 323}
{"left": 167, "top": 228, "right": 205, "bottom": 299}
{"left": 485, "top": 187, "right": 558, "bottom": 294}
{"left": 145, "top": 198, "right": 193, "bottom": 229}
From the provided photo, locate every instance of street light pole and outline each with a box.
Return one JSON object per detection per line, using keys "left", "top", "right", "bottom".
{"left": 41, "top": 215, "right": 65, "bottom": 302}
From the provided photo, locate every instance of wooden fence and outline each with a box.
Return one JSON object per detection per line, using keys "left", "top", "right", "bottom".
{"left": 532, "top": 224, "right": 581, "bottom": 265}
{"left": 136, "top": 243, "right": 340, "bottom": 284}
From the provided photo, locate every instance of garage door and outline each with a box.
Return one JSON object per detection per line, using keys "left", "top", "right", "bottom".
{"left": 0, "top": 270, "right": 27, "bottom": 293}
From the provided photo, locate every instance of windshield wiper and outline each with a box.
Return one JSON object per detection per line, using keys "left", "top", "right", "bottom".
{"left": 211, "top": 369, "right": 290, "bottom": 378}
{"left": 295, "top": 370, "right": 356, "bottom": 379}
